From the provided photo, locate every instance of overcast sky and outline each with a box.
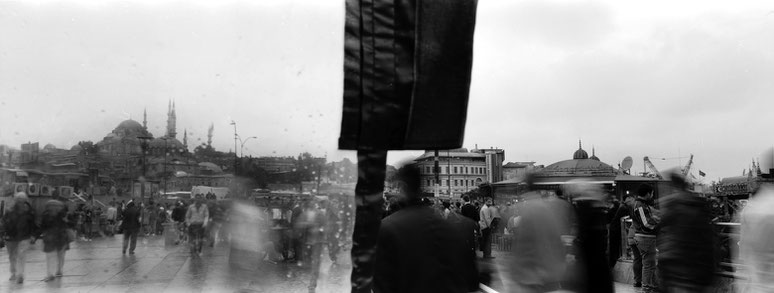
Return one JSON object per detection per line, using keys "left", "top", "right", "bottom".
{"left": 1, "top": 0, "right": 773, "bottom": 181}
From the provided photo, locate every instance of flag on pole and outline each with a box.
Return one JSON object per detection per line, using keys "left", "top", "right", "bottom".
{"left": 699, "top": 170, "right": 706, "bottom": 177}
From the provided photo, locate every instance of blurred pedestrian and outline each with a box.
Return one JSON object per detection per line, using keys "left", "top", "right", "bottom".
{"left": 609, "top": 194, "right": 635, "bottom": 269}
{"left": 565, "top": 180, "right": 614, "bottom": 293}
{"left": 301, "top": 201, "right": 326, "bottom": 292}
{"left": 441, "top": 201, "right": 452, "bottom": 219}
{"left": 186, "top": 195, "right": 209, "bottom": 255}
{"left": 630, "top": 184, "right": 661, "bottom": 293}
{"left": 657, "top": 171, "right": 716, "bottom": 293}
{"left": 172, "top": 201, "right": 186, "bottom": 244}
{"left": 141, "top": 203, "right": 151, "bottom": 236}
{"left": 83, "top": 205, "right": 93, "bottom": 241}
{"left": 147, "top": 203, "right": 157, "bottom": 236}
{"left": 290, "top": 202, "right": 305, "bottom": 261}
{"left": 737, "top": 148, "right": 774, "bottom": 292}
{"left": 106, "top": 203, "right": 118, "bottom": 236}
{"left": 324, "top": 200, "right": 341, "bottom": 263}
{"left": 120, "top": 201, "right": 141, "bottom": 254}
{"left": 504, "top": 177, "right": 567, "bottom": 293}
{"left": 3, "top": 192, "right": 38, "bottom": 284}
{"left": 40, "top": 199, "right": 70, "bottom": 282}
{"left": 374, "top": 164, "right": 478, "bottom": 293}
{"left": 627, "top": 215, "right": 642, "bottom": 288}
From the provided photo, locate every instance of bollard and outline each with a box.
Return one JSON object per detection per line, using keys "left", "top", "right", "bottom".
{"left": 163, "top": 222, "right": 176, "bottom": 247}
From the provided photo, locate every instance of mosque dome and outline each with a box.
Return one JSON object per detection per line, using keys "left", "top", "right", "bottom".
{"left": 115, "top": 119, "right": 144, "bottom": 132}
{"left": 112, "top": 119, "right": 152, "bottom": 139}
{"left": 536, "top": 141, "right": 616, "bottom": 177}
{"left": 149, "top": 137, "right": 185, "bottom": 150}
{"left": 42, "top": 144, "right": 57, "bottom": 152}
{"left": 573, "top": 140, "right": 589, "bottom": 160}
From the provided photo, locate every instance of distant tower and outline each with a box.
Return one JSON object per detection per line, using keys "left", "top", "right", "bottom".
{"left": 166, "top": 99, "right": 177, "bottom": 138}
{"left": 183, "top": 129, "right": 188, "bottom": 149}
{"left": 207, "top": 123, "right": 214, "bottom": 147}
{"left": 143, "top": 108, "right": 148, "bottom": 130}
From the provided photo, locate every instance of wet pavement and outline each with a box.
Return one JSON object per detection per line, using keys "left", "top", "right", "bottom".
{"left": 0, "top": 234, "right": 642, "bottom": 293}
{"left": 479, "top": 250, "right": 640, "bottom": 293}
{"left": 0, "top": 235, "right": 351, "bottom": 293}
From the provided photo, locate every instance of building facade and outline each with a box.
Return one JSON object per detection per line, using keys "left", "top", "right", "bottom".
{"left": 472, "top": 148, "right": 505, "bottom": 183}
{"left": 502, "top": 161, "right": 539, "bottom": 180}
{"left": 412, "top": 148, "right": 492, "bottom": 198}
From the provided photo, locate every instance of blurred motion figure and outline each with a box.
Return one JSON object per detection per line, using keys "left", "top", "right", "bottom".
{"left": 374, "top": 164, "right": 478, "bottom": 293}
{"left": 657, "top": 170, "right": 716, "bottom": 293}
{"left": 737, "top": 148, "right": 774, "bottom": 292}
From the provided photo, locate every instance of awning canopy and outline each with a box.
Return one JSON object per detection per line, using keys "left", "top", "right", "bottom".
{"left": 533, "top": 176, "right": 616, "bottom": 185}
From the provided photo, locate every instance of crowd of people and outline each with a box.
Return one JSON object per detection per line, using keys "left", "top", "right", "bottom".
{"left": 0, "top": 193, "right": 231, "bottom": 283}
{"left": 373, "top": 163, "right": 774, "bottom": 293}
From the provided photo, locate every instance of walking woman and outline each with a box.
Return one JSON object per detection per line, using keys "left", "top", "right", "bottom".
{"left": 3, "top": 192, "right": 38, "bottom": 284}
{"left": 40, "top": 199, "right": 70, "bottom": 281}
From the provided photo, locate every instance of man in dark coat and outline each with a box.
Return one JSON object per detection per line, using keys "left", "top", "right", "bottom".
{"left": 657, "top": 171, "right": 716, "bottom": 293}
{"left": 374, "top": 165, "right": 478, "bottom": 293}
{"left": 460, "top": 195, "right": 479, "bottom": 222}
{"left": 120, "top": 201, "right": 142, "bottom": 254}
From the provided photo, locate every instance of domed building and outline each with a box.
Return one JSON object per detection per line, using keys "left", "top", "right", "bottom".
{"left": 538, "top": 141, "right": 617, "bottom": 179}
{"left": 492, "top": 141, "right": 621, "bottom": 198}
{"left": 98, "top": 119, "right": 153, "bottom": 156}
{"left": 90, "top": 102, "right": 201, "bottom": 195}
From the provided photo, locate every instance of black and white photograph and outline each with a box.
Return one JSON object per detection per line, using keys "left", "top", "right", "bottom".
{"left": 1, "top": 0, "right": 774, "bottom": 292}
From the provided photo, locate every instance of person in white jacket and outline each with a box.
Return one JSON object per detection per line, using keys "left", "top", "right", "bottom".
{"left": 479, "top": 199, "right": 496, "bottom": 258}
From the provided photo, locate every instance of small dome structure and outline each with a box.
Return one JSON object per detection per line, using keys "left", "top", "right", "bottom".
{"left": 573, "top": 140, "right": 589, "bottom": 160}
{"left": 589, "top": 147, "right": 600, "bottom": 161}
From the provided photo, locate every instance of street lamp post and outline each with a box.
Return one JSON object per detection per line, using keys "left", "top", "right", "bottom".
{"left": 230, "top": 121, "right": 238, "bottom": 174}
{"left": 239, "top": 136, "right": 257, "bottom": 158}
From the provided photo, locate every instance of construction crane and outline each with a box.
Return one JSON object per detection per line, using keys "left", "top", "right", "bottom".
{"left": 643, "top": 156, "right": 663, "bottom": 179}
{"left": 681, "top": 154, "right": 694, "bottom": 177}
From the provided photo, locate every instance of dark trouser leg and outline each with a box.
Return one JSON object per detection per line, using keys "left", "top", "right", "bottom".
{"left": 609, "top": 235, "right": 621, "bottom": 269}
{"left": 636, "top": 236, "right": 656, "bottom": 288}
{"left": 129, "top": 230, "right": 138, "bottom": 252}
{"left": 122, "top": 232, "right": 130, "bottom": 252}
{"left": 308, "top": 243, "right": 323, "bottom": 293}
{"left": 630, "top": 244, "right": 643, "bottom": 284}
{"left": 350, "top": 150, "right": 387, "bottom": 293}
{"left": 481, "top": 228, "right": 492, "bottom": 257}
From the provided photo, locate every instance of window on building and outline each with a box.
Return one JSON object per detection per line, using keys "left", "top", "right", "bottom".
{"left": 446, "top": 180, "right": 449, "bottom": 186}
{"left": 446, "top": 166, "right": 449, "bottom": 173}
{"left": 454, "top": 166, "right": 458, "bottom": 173}
{"left": 426, "top": 166, "right": 431, "bottom": 174}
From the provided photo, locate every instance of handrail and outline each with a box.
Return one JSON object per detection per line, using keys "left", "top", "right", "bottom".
{"left": 619, "top": 216, "right": 743, "bottom": 277}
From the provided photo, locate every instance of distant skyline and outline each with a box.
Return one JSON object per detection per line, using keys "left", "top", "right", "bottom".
{"left": 2, "top": 0, "right": 774, "bottom": 180}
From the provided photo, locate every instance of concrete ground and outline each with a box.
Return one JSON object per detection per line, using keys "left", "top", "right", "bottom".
{"left": 0, "top": 235, "right": 350, "bottom": 293}
{"left": 1, "top": 234, "right": 643, "bottom": 293}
